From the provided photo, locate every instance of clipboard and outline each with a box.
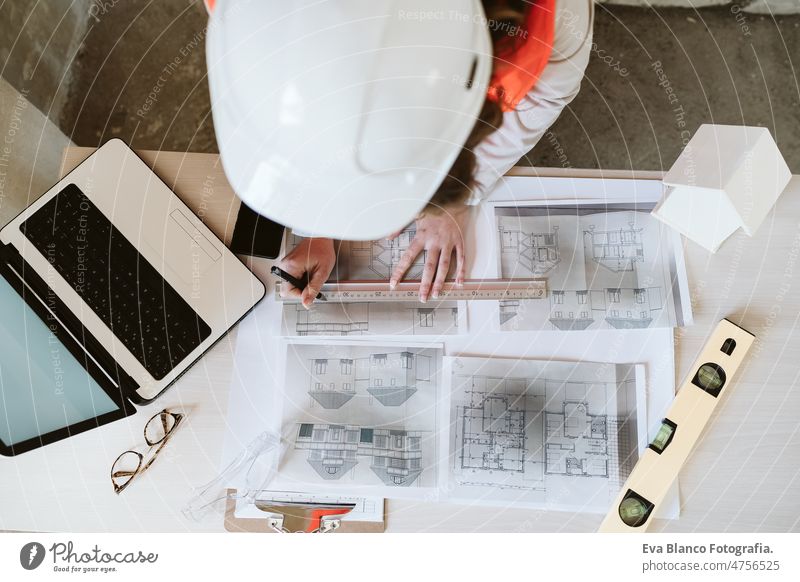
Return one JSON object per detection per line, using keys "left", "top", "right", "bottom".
{"left": 223, "top": 489, "right": 386, "bottom": 533}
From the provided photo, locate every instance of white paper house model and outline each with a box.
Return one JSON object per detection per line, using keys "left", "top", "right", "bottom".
{"left": 652, "top": 124, "right": 791, "bottom": 252}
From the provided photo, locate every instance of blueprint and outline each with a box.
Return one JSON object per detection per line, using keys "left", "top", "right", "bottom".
{"left": 281, "top": 300, "right": 463, "bottom": 337}
{"left": 274, "top": 341, "right": 443, "bottom": 496}
{"left": 286, "top": 227, "right": 424, "bottom": 281}
{"left": 495, "top": 203, "right": 690, "bottom": 332}
{"left": 223, "top": 177, "right": 683, "bottom": 516}
{"left": 282, "top": 229, "right": 463, "bottom": 337}
{"left": 444, "top": 355, "right": 646, "bottom": 512}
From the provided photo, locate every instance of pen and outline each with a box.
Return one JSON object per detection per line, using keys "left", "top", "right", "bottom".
{"left": 270, "top": 266, "right": 327, "bottom": 302}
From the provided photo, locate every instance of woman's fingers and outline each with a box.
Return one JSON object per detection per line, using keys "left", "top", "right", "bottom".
{"left": 432, "top": 246, "right": 452, "bottom": 299}
{"left": 390, "top": 237, "right": 425, "bottom": 288}
{"left": 280, "top": 284, "right": 302, "bottom": 299}
{"left": 275, "top": 256, "right": 306, "bottom": 298}
{"left": 419, "top": 247, "right": 440, "bottom": 303}
{"left": 455, "top": 241, "right": 466, "bottom": 286}
{"left": 301, "top": 267, "right": 328, "bottom": 309}
{"left": 275, "top": 237, "right": 336, "bottom": 305}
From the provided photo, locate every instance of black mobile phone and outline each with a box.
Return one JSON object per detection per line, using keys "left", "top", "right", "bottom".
{"left": 229, "top": 202, "right": 285, "bottom": 259}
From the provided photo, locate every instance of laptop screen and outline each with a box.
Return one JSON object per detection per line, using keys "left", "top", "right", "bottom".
{"left": 0, "top": 273, "right": 120, "bottom": 447}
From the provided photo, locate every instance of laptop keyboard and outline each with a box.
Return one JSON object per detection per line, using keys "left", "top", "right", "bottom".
{"left": 20, "top": 183, "right": 211, "bottom": 380}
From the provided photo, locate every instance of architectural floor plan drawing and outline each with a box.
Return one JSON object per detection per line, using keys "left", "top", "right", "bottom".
{"left": 445, "top": 356, "right": 645, "bottom": 512}
{"left": 281, "top": 300, "right": 462, "bottom": 337}
{"left": 495, "top": 204, "right": 690, "bottom": 332}
{"left": 276, "top": 341, "right": 442, "bottom": 495}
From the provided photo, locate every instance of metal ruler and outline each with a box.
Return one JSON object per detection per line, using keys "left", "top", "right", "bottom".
{"left": 275, "top": 278, "right": 546, "bottom": 302}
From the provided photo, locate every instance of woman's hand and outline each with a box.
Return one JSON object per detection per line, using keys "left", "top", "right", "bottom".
{"left": 275, "top": 237, "right": 336, "bottom": 308}
{"left": 389, "top": 206, "right": 468, "bottom": 303}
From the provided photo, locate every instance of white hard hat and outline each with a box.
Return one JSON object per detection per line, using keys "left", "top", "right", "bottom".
{"left": 207, "top": 0, "right": 492, "bottom": 240}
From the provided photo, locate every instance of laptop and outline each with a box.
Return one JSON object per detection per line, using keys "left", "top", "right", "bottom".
{"left": 0, "top": 139, "right": 265, "bottom": 456}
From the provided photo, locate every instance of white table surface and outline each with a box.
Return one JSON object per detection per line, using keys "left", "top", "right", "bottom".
{"left": 1, "top": 149, "right": 798, "bottom": 532}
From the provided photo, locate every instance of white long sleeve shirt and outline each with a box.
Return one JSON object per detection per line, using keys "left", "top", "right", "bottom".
{"left": 469, "top": 0, "right": 595, "bottom": 203}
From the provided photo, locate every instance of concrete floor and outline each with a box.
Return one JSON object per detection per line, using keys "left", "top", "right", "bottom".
{"left": 0, "top": 77, "right": 72, "bottom": 226}
{"left": 58, "top": 2, "right": 800, "bottom": 172}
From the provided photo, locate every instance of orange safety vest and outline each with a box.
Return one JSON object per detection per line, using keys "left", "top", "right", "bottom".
{"left": 486, "top": 0, "right": 556, "bottom": 112}
{"left": 205, "top": 0, "right": 556, "bottom": 113}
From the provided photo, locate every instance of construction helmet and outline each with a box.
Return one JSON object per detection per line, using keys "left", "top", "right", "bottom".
{"left": 207, "top": 0, "right": 492, "bottom": 240}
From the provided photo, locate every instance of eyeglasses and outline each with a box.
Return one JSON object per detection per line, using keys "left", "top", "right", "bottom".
{"left": 111, "top": 409, "right": 184, "bottom": 494}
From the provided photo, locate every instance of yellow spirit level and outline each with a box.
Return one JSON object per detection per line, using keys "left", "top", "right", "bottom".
{"left": 599, "top": 319, "right": 755, "bottom": 532}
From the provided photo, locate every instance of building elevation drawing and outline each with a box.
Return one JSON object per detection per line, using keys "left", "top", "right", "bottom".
{"left": 279, "top": 343, "right": 441, "bottom": 492}
{"left": 295, "top": 423, "right": 425, "bottom": 486}
{"left": 281, "top": 300, "right": 460, "bottom": 337}
{"left": 282, "top": 230, "right": 455, "bottom": 338}
{"left": 307, "top": 350, "right": 433, "bottom": 408}
{"left": 495, "top": 205, "right": 688, "bottom": 332}
{"left": 287, "top": 227, "right": 425, "bottom": 281}
{"left": 447, "top": 356, "right": 643, "bottom": 511}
